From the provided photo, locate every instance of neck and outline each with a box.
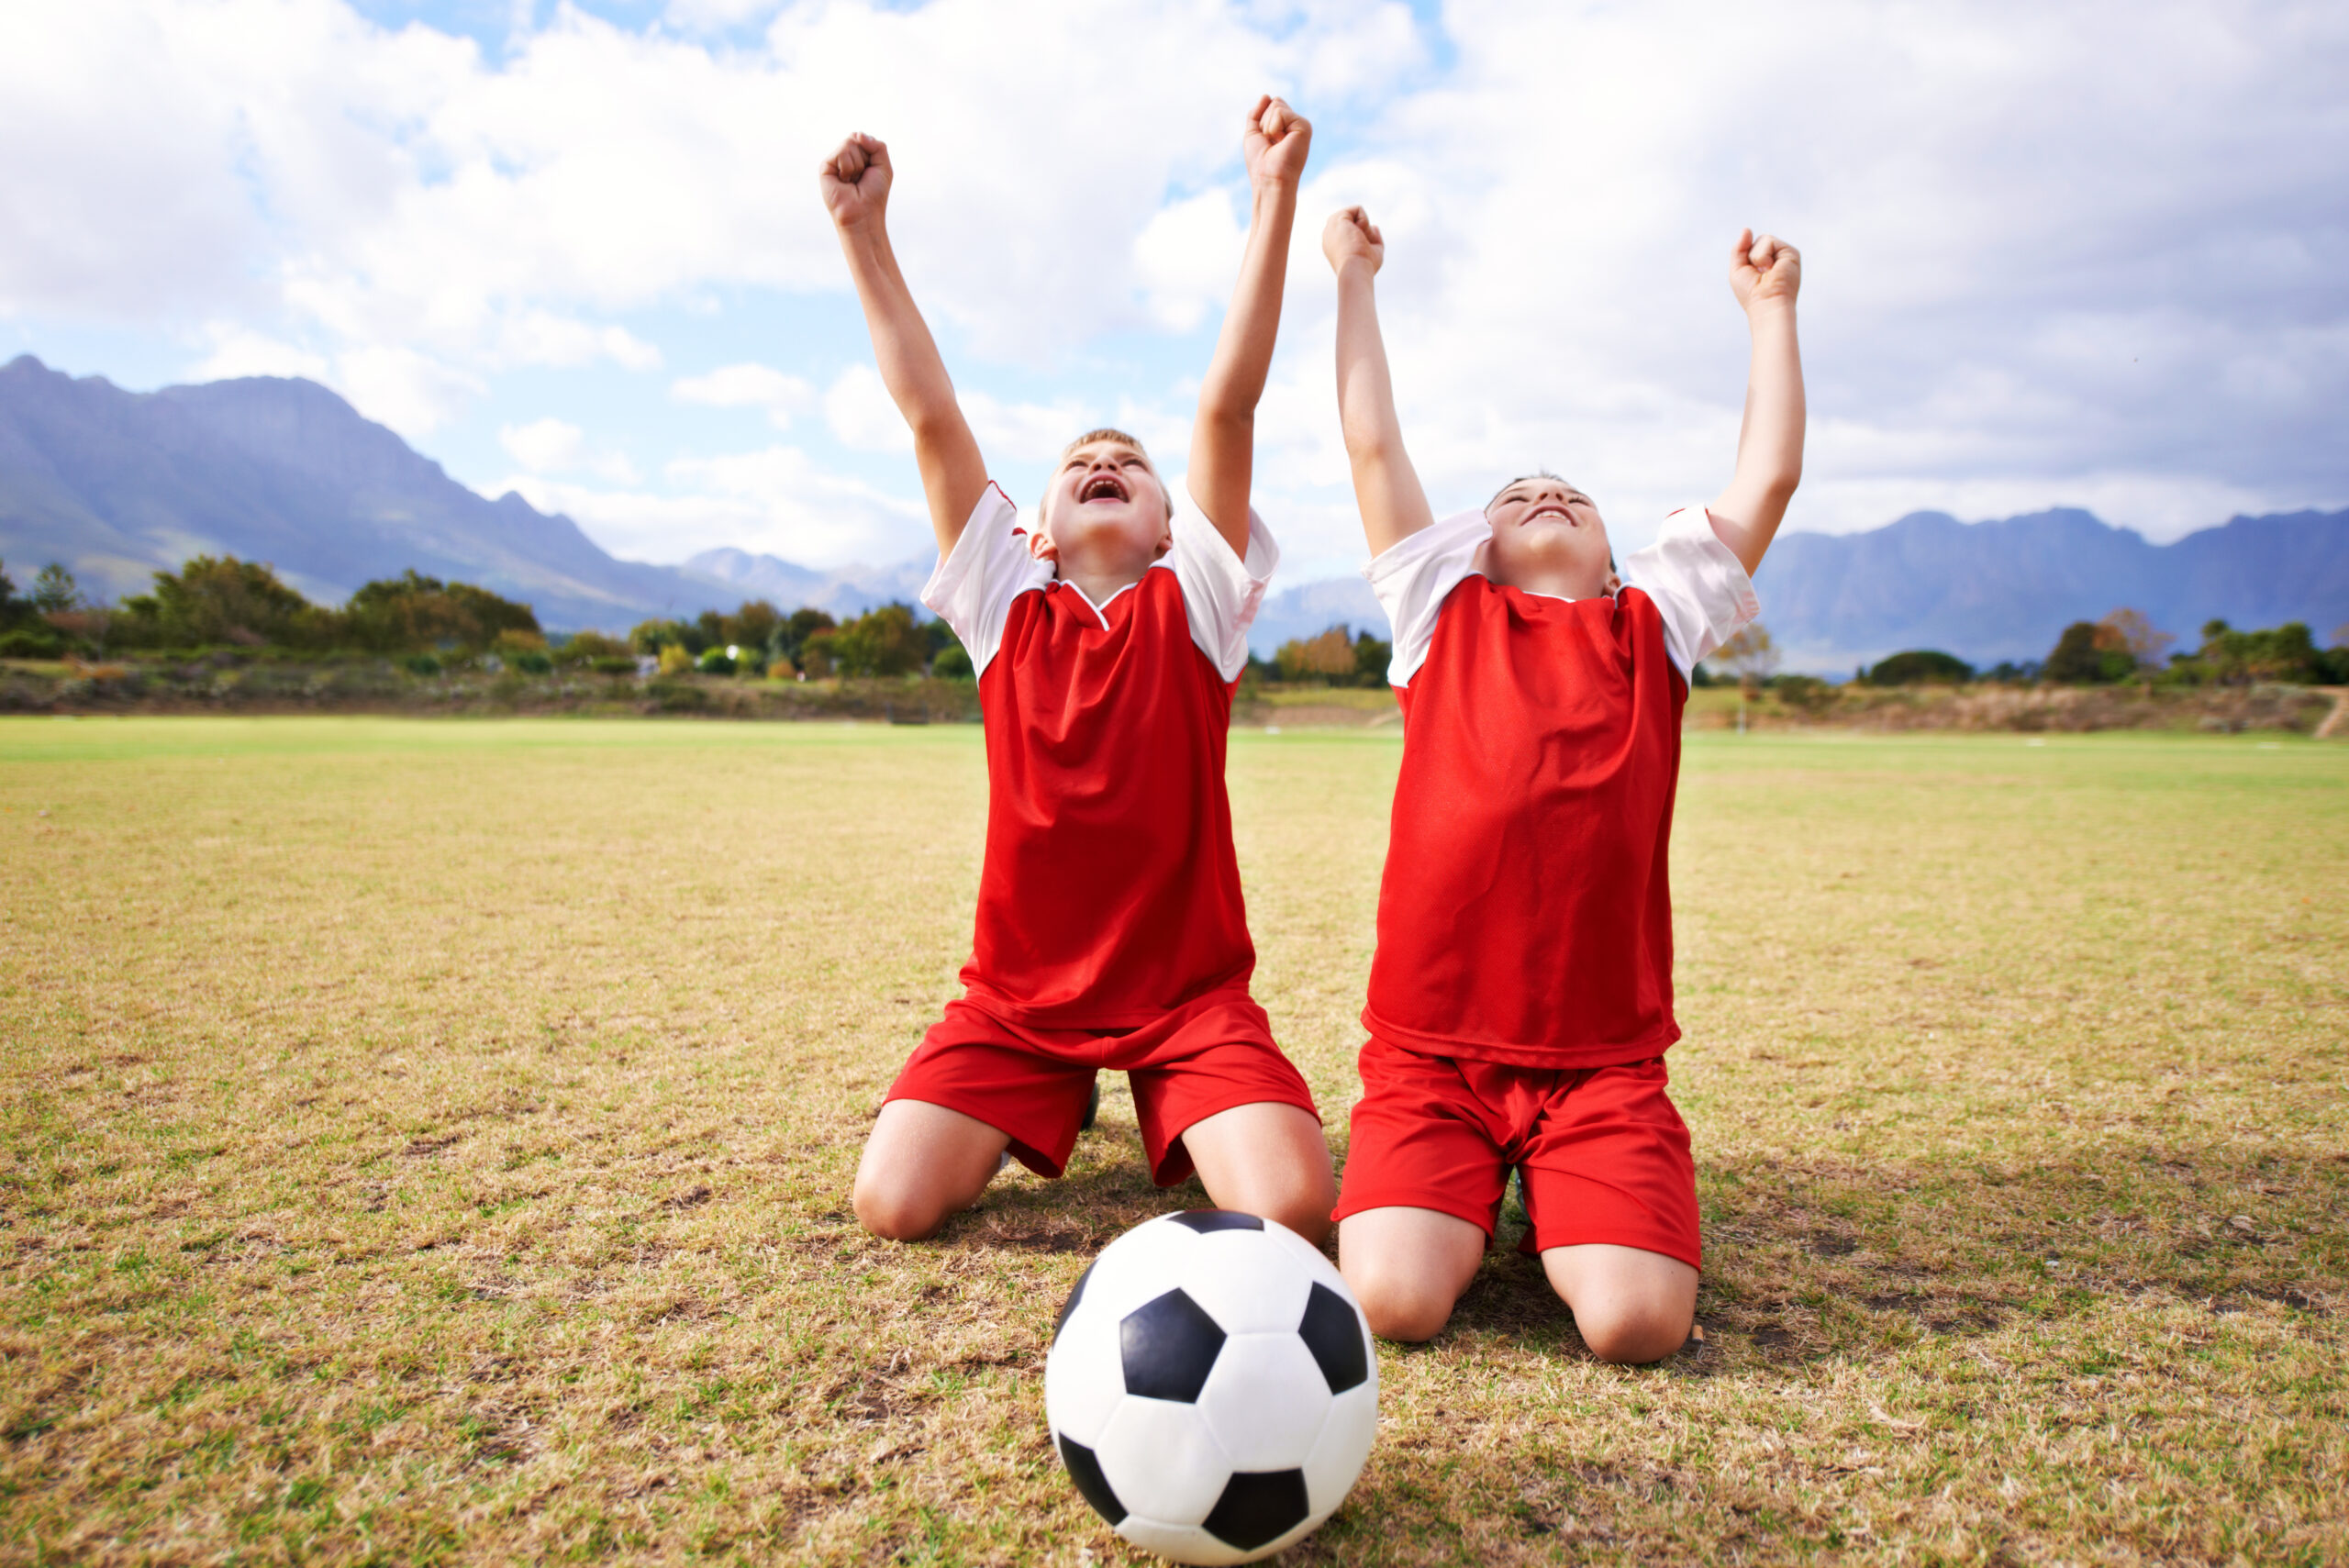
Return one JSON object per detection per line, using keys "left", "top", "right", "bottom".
{"left": 1488, "top": 557, "right": 1609, "bottom": 600}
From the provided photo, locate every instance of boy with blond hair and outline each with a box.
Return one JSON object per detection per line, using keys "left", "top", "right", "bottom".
{"left": 1320, "top": 205, "right": 1805, "bottom": 1361}
{"left": 822, "top": 98, "right": 1335, "bottom": 1243}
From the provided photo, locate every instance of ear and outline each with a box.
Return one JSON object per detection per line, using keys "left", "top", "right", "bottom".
{"left": 1028, "top": 527, "right": 1060, "bottom": 564}
{"left": 1603, "top": 570, "right": 1623, "bottom": 596}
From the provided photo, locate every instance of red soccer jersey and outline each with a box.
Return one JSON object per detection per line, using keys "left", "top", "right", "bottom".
{"left": 923, "top": 484, "right": 1276, "bottom": 1028}
{"left": 1361, "top": 506, "right": 1758, "bottom": 1068}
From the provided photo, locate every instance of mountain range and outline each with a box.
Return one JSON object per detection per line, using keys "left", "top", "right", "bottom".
{"left": 1252, "top": 506, "right": 2349, "bottom": 671}
{"left": 0, "top": 356, "right": 919, "bottom": 630}
{"left": 2, "top": 355, "right": 2343, "bottom": 670}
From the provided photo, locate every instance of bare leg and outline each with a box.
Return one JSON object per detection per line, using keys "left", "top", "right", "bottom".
{"left": 852, "top": 1099, "right": 1011, "bottom": 1241}
{"left": 1336, "top": 1206, "right": 1486, "bottom": 1341}
{"left": 1540, "top": 1243, "right": 1698, "bottom": 1363}
{"left": 1178, "top": 1102, "right": 1337, "bottom": 1246}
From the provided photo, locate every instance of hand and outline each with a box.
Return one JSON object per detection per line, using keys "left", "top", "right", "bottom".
{"left": 821, "top": 133, "right": 892, "bottom": 229}
{"left": 1322, "top": 206, "right": 1383, "bottom": 275}
{"left": 1242, "top": 95, "right": 1311, "bottom": 190}
{"left": 1729, "top": 228, "right": 1799, "bottom": 313}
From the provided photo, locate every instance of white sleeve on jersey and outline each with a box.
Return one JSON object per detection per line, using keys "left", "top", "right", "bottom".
{"left": 1164, "top": 491, "right": 1279, "bottom": 684}
{"left": 1622, "top": 505, "right": 1761, "bottom": 678}
{"left": 919, "top": 482, "right": 1053, "bottom": 676}
{"left": 1363, "top": 510, "right": 1490, "bottom": 687}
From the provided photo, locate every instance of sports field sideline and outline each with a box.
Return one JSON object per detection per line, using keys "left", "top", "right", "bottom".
{"left": 2, "top": 717, "right": 2343, "bottom": 1565}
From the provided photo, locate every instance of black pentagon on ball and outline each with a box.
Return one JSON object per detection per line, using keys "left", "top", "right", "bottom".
{"left": 1297, "top": 1281, "right": 1369, "bottom": 1393}
{"left": 1203, "top": 1468, "right": 1309, "bottom": 1551}
{"left": 1052, "top": 1259, "right": 1097, "bottom": 1345}
{"left": 1120, "top": 1288, "right": 1226, "bottom": 1402}
{"left": 1058, "top": 1433, "right": 1126, "bottom": 1526}
{"left": 1168, "top": 1209, "right": 1264, "bottom": 1234}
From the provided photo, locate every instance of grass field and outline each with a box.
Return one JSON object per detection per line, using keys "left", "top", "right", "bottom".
{"left": 3, "top": 717, "right": 2343, "bottom": 1566}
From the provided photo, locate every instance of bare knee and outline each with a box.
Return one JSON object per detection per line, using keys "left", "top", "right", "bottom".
{"left": 1257, "top": 1185, "right": 1335, "bottom": 1249}
{"left": 852, "top": 1166, "right": 961, "bottom": 1242}
{"left": 1347, "top": 1266, "right": 1460, "bottom": 1343}
{"left": 1575, "top": 1302, "right": 1690, "bottom": 1363}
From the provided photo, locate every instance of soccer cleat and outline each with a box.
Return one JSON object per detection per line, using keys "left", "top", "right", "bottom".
{"left": 1081, "top": 1078, "right": 1102, "bottom": 1132}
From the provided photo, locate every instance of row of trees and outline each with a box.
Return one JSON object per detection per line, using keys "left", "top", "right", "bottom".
{"left": 1705, "top": 611, "right": 2349, "bottom": 694}
{"left": 0, "top": 555, "right": 972, "bottom": 680}
{"left": 1264, "top": 627, "right": 1394, "bottom": 686}
{"left": 1, "top": 556, "right": 551, "bottom": 662}
{"left": 626, "top": 600, "right": 966, "bottom": 679}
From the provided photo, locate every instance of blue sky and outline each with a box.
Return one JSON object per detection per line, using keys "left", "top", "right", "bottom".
{"left": 4, "top": 1, "right": 2343, "bottom": 585}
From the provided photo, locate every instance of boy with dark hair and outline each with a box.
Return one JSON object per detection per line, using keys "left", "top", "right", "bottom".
{"left": 822, "top": 99, "right": 1335, "bottom": 1243}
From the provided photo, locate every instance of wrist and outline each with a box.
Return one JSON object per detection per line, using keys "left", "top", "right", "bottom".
{"left": 1248, "top": 174, "right": 1300, "bottom": 207}
{"left": 1744, "top": 296, "right": 1797, "bottom": 329}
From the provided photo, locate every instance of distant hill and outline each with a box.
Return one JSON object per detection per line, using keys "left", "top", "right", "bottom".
{"left": 1246, "top": 507, "right": 2349, "bottom": 672}
{"left": 6, "top": 355, "right": 2341, "bottom": 662}
{"left": 1760, "top": 507, "right": 2349, "bottom": 672}
{"left": 0, "top": 356, "right": 746, "bottom": 630}
{"left": 684, "top": 547, "right": 931, "bottom": 621}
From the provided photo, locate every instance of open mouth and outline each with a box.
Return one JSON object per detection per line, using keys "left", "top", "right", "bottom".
{"left": 1523, "top": 503, "right": 1574, "bottom": 525}
{"left": 1078, "top": 472, "right": 1130, "bottom": 504}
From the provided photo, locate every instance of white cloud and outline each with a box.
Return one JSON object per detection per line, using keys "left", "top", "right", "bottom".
{"left": 493, "top": 311, "right": 662, "bottom": 372}
{"left": 497, "top": 416, "right": 639, "bottom": 483}
{"left": 188, "top": 323, "right": 329, "bottom": 384}
{"left": 822, "top": 363, "right": 913, "bottom": 455}
{"left": 2, "top": 0, "right": 2343, "bottom": 568}
{"left": 504, "top": 442, "right": 928, "bottom": 566}
{"left": 1133, "top": 189, "right": 1245, "bottom": 333}
{"left": 334, "top": 344, "right": 484, "bottom": 438}
{"left": 671, "top": 361, "right": 816, "bottom": 428}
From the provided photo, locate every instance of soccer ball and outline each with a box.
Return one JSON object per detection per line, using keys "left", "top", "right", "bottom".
{"left": 1045, "top": 1210, "right": 1378, "bottom": 1565}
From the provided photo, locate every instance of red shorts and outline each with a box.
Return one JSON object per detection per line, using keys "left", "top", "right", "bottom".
{"left": 1331, "top": 1038, "right": 1699, "bottom": 1268}
{"left": 885, "top": 990, "right": 1319, "bottom": 1185}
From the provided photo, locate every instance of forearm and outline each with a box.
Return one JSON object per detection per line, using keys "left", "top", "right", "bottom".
{"left": 1198, "top": 182, "right": 1297, "bottom": 425}
{"left": 833, "top": 221, "right": 985, "bottom": 547}
{"left": 1332, "top": 264, "right": 1433, "bottom": 554}
{"left": 1713, "top": 303, "right": 1805, "bottom": 573}
{"left": 1188, "top": 182, "right": 1298, "bottom": 547}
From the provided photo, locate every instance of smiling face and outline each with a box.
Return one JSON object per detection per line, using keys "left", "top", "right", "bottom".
{"left": 1035, "top": 431, "right": 1174, "bottom": 582}
{"left": 1483, "top": 473, "right": 1616, "bottom": 597}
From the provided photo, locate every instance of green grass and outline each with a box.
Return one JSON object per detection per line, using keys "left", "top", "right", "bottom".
{"left": 1, "top": 717, "right": 2343, "bottom": 1565}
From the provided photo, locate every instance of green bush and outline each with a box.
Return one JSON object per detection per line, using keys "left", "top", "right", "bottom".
{"left": 512, "top": 651, "right": 553, "bottom": 675}
{"left": 589, "top": 655, "right": 639, "bottom": 676}
{"left": 931, "top": 646, "right": 974, "bottom": 680}
{"left": 0, "top": 627, "right": 64, "bottom": 658}
{"left": 696, "top": 648, "right": 737, "bottom": 676}
{"left": 1865, "top": 650, "right": 1975, "bottom": 686}
{"left": 1775, "top": 673, "right": 1835, "bottom": 712}
{"left": 404, "top": 652, "right": 442, "bottom": 676}
{"left": 2045, "top": 622, "right": 2135, "bottom": 684}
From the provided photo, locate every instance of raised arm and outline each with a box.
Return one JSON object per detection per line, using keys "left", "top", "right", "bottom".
{"left": 1323, "top": 207, "right": 1435, "bottom": 557}
{"left": 821, "top": 134, "right": 988, "bottom": 556}
{"left": 1707, "top": 228, "right": 1805, "bottom": 576}
{"left": 1187, "top": 96, "right": 1310, "bottom": 558}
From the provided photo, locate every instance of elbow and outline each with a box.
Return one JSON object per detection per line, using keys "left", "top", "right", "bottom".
{"left": 1193, "top": 404, "right": 1255, "bottom": 443}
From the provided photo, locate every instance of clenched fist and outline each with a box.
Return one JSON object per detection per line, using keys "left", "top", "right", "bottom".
{"left": 821, "top": 133, "right": 892, "bottom": 230}
{"left": 1322, "top": 206, "right": 1383, "bottom": 275}
{"left": 1730, "top": 228, "right": 1800, "bottom": 314}
{"left": 1243, "top": 95, "right": 1311, "bottom": 190}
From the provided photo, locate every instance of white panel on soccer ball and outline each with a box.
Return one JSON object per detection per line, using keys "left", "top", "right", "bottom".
{"left": 1044, "top": 1307, "right": 1126, "bottom": 1448}
{"left": 1093, "top": 1397, "right": 1232, "bottom": 1529}
{"left": 1195, "top": 1332, "right": 1331, "bottom": 1471}
{"left": 1300, "top": 1381, "right": 1379, "bottom": 1517}
{"left": 1257, "top": 1216, "right": 1348, "bottom": 1287}
{"left": 1080, "top": 1221, "right": 1201, "bottom": 1321}
{"left": 1178, "top": 1233, "right": 1310, "bottom": 1333}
